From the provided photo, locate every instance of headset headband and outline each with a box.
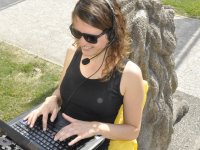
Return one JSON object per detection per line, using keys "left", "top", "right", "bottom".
{"left": 104, "top": 0, "right": 115, "bottom": 15}
{"left": 104, "top": 0, "right": 116, "bottom": 43}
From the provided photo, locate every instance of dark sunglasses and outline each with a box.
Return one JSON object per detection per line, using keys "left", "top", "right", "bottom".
{"left": 69, "top": 25, "right": 108, "bottom": 44}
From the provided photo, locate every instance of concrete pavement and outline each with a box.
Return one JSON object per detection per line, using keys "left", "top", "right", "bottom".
{"left": 169, "top": 16, "right": 200, "bottom": 150}
{"left": 0, "top": 0, "right": 76, "bottom": 66}
{"left": 0, "top": 0, "right": 199, "bottom": 149}
{"left": 174, "top": 16, "right": 200, "bottom": 99}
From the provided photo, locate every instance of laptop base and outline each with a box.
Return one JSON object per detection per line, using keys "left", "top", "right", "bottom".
{"left": 0, "top": 110, "right": 105, "bottom": 150}
{"left": 0, "top": 135, "right": 23, "bottom": 150}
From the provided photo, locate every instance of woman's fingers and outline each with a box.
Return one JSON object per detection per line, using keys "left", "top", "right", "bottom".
{"left": 54, "top": 126, "right": 74, "bottom": 141}
{"left": 42, "top": 113, "right": 48, "bottom": 131}
{"left": 68, "top": 135, "right": 83, "bottom": 146}
{"left": 54, "top": 120, "right": 96, "bottom": 146}
{"left": 23, "top": 114, "right": 29, "bottom": 121}
{"left": 30, "top": 112, "right": 39, "bottom": 128}
{"left": 24, "top": 110, "right": 38, "bottom": 127}
{"left": 50, "top": 109, "right": 58, "bottom": 122}
{"left": 23, "top": 95, "right": 59, "bottom": 127}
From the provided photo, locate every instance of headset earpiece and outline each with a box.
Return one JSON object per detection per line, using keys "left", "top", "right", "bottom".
{"left": 107, "top": 29, "right": 115, "bottom": 43}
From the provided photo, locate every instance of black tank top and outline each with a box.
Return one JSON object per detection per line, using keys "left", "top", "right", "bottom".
{"left": 60, "top": 50, "right": 124, "bottom": 123}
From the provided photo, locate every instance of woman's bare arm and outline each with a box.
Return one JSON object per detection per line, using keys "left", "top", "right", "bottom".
{"left": 97, "top": 61, "right": 144, "bottom": 140}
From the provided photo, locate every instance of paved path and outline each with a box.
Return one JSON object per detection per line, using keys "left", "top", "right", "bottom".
{"left": 0, "top": 0, "right": 25, "bottom": 11}
{"left": 174, "top": 16, "right": 200, "bottom": 99}
{"left": 0, "top": 0, "right": 76, "bottom": 66}
{"left": 0, "top": 0, "right": 199, "bottom": 149}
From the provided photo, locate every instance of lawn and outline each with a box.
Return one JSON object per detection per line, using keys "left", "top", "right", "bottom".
{"left": 0, "top": 42, "right": 62, "bottom": 121}
{"left": 162, "top": 0, "right": 200, "bottom": 18}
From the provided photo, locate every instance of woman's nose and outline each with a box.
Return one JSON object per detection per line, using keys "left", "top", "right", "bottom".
{"left": 78, "top": 36, "right": 88, "bottom": 46}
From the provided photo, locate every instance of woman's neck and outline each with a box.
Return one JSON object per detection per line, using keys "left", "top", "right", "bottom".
{"left": 80, "top": 50, "right": 107, "bottom": 79}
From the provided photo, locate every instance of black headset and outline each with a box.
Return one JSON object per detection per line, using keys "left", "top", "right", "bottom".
{"left": 104, "top": 0, "right": 117, "bottom": 43}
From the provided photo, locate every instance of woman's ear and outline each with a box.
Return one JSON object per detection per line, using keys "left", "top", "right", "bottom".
{"left": 106, "top": 29, "right": 114, "bottom": 42}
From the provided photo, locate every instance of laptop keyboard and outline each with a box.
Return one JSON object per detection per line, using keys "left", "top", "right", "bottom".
{"left": 11, "top": 117, "right": 86, "bottom": 150}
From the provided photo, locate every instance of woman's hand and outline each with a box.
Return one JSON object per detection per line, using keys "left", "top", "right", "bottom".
{"left": 23, "top": 95, "right": 60, "bottom": 130}
{"left": 54, "top": 113, "right": 99, "bottom": 146}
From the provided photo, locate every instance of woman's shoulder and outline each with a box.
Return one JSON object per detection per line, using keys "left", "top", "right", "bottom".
{"left": 60, "top": 46, "right": 79, "bottom": 80}
{"left": 123, "top": 60, "right": 142, "bottom": 78}
{"left": 120, "top": 60, "right": 143, "bottom": 96}
{"left": 122, "top": 60, "right": 143, "bottom": 85}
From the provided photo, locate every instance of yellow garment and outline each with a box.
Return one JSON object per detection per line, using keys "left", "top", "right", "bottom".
{"left": 108, "top": 81, "right": 149, "bottom": 150}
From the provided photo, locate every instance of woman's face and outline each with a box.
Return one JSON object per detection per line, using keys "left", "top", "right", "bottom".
{"left": 72, "top": 16, "right": 109, "bottom": 57}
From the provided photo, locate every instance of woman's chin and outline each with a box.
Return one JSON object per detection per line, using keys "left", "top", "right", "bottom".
{"left": 81, "top": 48, "right": 94, "bottom": 56}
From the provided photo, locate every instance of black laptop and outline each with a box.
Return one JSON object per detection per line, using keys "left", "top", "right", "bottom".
{"left": 0, "top": 110, "right": 105, "bottom": 150}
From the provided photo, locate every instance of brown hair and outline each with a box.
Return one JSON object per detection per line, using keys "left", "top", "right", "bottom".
{"left": 72, "top": 0, "right": 131, "bottom": 81}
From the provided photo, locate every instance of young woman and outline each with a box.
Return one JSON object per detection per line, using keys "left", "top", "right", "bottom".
{"left": 24, "top": 0, "right": 144, "bottom": 149}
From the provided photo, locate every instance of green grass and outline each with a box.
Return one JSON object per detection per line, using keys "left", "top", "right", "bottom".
{"left": 0, "top": 42, "right": 62, "bottom": 121}
{"left": 162, "top": 0, "right": 200, "bottom": 18}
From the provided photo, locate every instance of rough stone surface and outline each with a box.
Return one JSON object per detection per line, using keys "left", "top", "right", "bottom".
{"left": 117, "top": 0, "right": 189, "bottom": 149}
